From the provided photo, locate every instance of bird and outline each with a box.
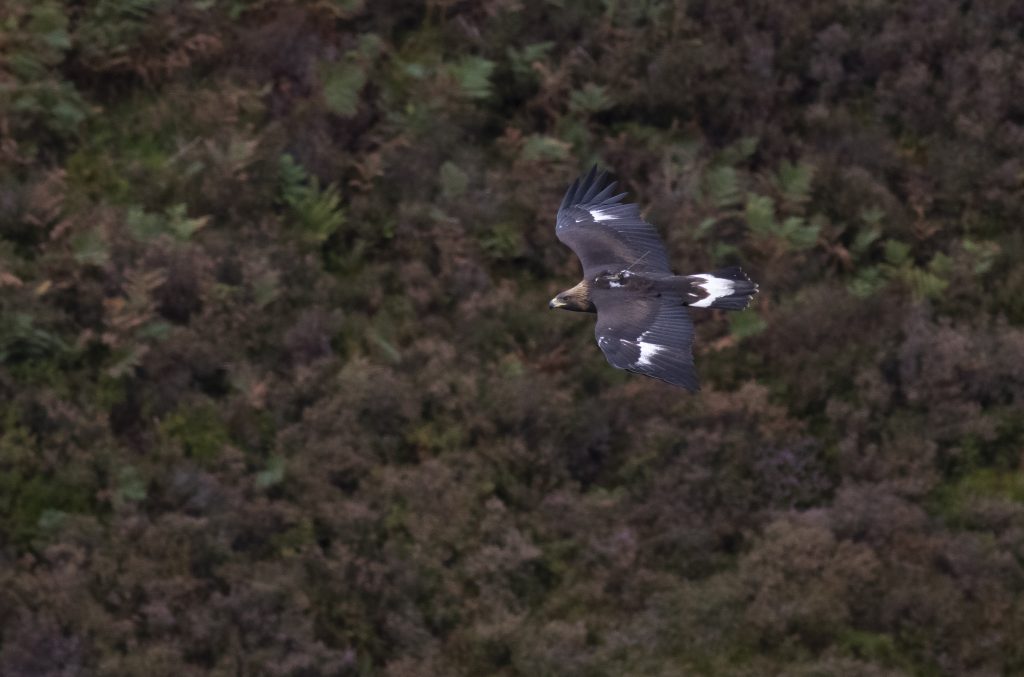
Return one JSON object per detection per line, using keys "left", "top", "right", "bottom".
{"left": 549, "top": 166, "right": 758, "bottom": 391}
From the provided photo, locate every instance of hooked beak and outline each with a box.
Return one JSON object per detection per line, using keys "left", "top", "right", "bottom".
{"left": 549, "top": 297, "right": 566, "bottom": 309}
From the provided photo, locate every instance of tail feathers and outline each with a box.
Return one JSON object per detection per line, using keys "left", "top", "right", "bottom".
{"left": 688, "top": 266, "right": 758, "bottom": 310}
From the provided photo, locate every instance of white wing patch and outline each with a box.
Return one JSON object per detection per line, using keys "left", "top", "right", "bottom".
{"left": 618, "top": 333, "right": 666, "bottom": 368}
{"left": 589, "top": 208, "right": 615, "bottom": 221}
{"left": 689, "top": 273, "right": 735, "bottom": 308}
{"left": 636, "top": 340, "right": 665, "bottom": 367}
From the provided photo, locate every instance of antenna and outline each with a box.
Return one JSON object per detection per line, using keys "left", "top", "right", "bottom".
{"left": 622, "top": 250, "right": 649, "bottom": 274}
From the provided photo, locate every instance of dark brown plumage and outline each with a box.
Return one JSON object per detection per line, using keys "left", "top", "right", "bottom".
{"left": 550, "top": 167, "right": 759, "bottom": 391}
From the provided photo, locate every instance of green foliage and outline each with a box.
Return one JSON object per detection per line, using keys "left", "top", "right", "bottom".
{"left": 321, "top": 61, "right": 367, "bottom": 117}
{"left": 0, "top": 471, "right": 93, "bottom": 545}
{"left": 905, "top": 253, "right": 952, "bottom": 299}
{"left": 159, "top": 404, "right": 231, "bottom": 463}
{"left": 481, "top": 223, "right": 525, "bottom": 261}
{"left": 955, "top": 468, "right": 1024, "bottom": 503}
{"left": 883, "top": 239, "right": 910, "bottom": 265}
{"left": 776, "top": 160, "right": 815, "bottom": 205}
{"left": 521, "top": 134, "right": 571, "bottom": 162}
{"left": 507, "top": 41, "right": 555, "bottom": 82}
{"left": 745, "top": 193, "right": 821, "bottom": 251}
{"left": 74, "top": 0, "right": 163, "bottom": 67}
{"left": 569, "top": 83, "right": 614, "bottom": 115}
{"left": 0, "top": 313, "right": 68, "bottom": 365}
{"left": 848, "top": 239, "right": 953, "bottom": 300}
{"left": 730, "top": 309, "right": 767, "bottom": 340}
{"left": 0, "top": 421, "right": 94, "bottom": 546}
{"left": 848, "top": 266, "right": 886, "bottom": 299}
{"left": 127, "top": 204, "right": 208, "bottom": 242}
{"left": 255, "top": 454, "right": 286, "bottom": 489}
{"left": 115, "top": 465, "right": 148, "bottom": 502}
{"left": 70, "top": 228, "right": 110, "bottom": 265}
{"left": 934, "top": 467, "right": 1024, "bottom": 528}
{"left": 706, "top": 165, "right": 742, "bottom": 208}
{"left": 962, "top": 238, "right": 1000, "bottom": 275}
{"left": 838, "top": 630, "right": 913, "bottom": 671}
{"left": 330, "top": 0, "right": 366, "bottom": 17}
{"left": 0, "top": 2, "right": 89, "bottom": 146}
{"left": 698, "top": 151, "right": 821, "bottom": 262}
{"left": 447, "top": 55, "right": 495, "bottom": 99}
{"left": 279, "top": 154, "right": 346, "bottom": 244}
{"left": 850, "top": 224, "right": 882, "bottom": 256}
{"left": 439, "top": 161, "right": 469, "bottom": 198}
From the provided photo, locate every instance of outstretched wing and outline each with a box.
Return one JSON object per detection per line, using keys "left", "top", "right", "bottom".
{"left": 591, "top": 290, "right": 698, "bottom": 391}
{"left": 555, "top": 166, "right": 673, "bottom": 279}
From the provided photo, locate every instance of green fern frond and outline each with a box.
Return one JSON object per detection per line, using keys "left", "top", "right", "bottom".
{"left": 279, "top": 155, "right": 346, "bottom": 244}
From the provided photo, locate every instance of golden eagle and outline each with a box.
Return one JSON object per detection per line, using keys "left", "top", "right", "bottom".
{"left": 549, "top": 166, "right": 758, "bottom": 391}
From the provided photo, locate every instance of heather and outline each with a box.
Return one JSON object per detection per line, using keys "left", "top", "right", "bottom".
{"left": 2, "top": 1, "right": 1023, "bottom": 675}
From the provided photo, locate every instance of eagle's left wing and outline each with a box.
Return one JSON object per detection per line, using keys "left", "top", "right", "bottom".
{"left": 555, "top": 166, "right": 673, "bottom": 279}
{"left": 591, "top": 290, "right": 698, "bottom": 391}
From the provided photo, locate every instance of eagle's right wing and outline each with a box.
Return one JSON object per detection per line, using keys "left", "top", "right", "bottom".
{"left": 591, "top": 290, "right": 698, "bottom": 391}
{"left": 555, "top": 166, "right": 673, "bottom": 279}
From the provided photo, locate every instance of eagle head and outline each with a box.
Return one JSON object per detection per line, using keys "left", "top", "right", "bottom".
{"left": 549, "top": 280, "right": 595, "bottom": 313}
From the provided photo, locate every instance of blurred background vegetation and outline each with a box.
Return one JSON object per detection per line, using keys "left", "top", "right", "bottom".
{"left": 2, "top": 0, "right": 1024, "bottom": 675}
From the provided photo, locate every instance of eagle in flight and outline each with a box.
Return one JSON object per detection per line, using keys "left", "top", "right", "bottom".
{"left": 549, "top": 166, "right": 758, "bottom": 391}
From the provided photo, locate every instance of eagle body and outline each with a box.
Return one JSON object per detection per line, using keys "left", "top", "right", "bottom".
{"left": 549, "top": 167, "right": 759, "bottom": 391}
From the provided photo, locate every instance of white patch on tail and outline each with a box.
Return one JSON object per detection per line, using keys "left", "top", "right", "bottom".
{"left": 689, "top": 274, "right": 735, "bottom": 308}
